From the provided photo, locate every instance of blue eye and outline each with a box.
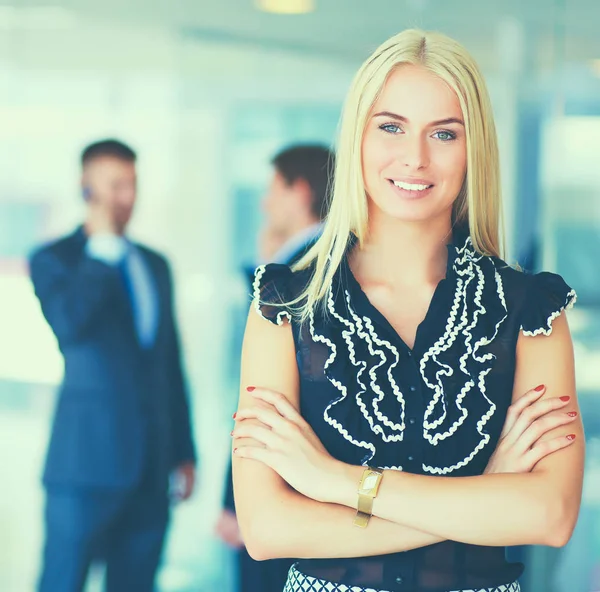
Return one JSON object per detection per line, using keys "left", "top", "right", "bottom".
{"left": 379, "top": 123, "right": 402, "bottom": 134}
{"left": 433, "top": 130, "right": 456, "bottom": 142}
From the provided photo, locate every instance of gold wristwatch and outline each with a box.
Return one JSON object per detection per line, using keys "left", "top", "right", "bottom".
{"left": 353, "top": 466, "right": 384, "bottom": 528}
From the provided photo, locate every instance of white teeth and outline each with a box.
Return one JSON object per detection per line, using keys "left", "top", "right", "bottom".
{"left": 392, "top": 180, "right": 431, "bottom": 191}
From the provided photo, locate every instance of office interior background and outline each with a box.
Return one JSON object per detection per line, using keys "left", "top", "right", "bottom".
{"left": 0, "top": 0, "right": 599, "bottom": 590}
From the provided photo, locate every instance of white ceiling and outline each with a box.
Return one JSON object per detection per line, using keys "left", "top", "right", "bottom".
{"left": 9, "top": 0, "right": 600, "bottom": 73}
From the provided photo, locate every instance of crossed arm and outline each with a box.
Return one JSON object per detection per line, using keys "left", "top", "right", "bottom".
{"left": 232, "top": 308, "right": 584, "bottom": 560}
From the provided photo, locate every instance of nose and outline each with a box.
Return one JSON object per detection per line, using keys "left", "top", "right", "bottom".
{"left": 400, "top": 134, "right": 429, "bottom": 170}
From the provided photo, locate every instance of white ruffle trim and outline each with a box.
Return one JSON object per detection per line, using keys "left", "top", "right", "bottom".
{"left": 308, "top": 237, "right": 510, "bottom": 475}
{"left": 419, "top": 240, "right": 507, "bottom": 474}
{"left": 252, "top": 264, "right": 292, "bottom": 326}
{"left": 308, "top": 301, "right": 379, "bottom": 465}
{"left": 308, "top": 288, "right": 404, "bottom": 471}
{"left": 520, "top": 289, "right": 577, "bottom": 337}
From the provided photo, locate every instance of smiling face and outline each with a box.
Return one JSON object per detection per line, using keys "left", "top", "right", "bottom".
{"left": 361, "top": 64, "right": 467, "bottom": 227}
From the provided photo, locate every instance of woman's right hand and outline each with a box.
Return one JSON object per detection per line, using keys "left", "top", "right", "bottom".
{"left": 484, "top": 384, "right": 578, "bottom": 475}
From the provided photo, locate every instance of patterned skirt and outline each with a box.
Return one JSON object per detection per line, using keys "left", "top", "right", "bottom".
{"left": 283, "top": 564, "right": 521, "bottom": 592}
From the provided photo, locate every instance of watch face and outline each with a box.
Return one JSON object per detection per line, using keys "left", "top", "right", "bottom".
{"left": 363, "top": 472, "right": 379, "bottom": 490}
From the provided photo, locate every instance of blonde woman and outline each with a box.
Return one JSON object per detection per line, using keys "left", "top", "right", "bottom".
{"left": 231, "top": 29, "right": 583, "bottom": 592}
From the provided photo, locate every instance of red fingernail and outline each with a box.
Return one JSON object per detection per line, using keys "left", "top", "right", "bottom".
{"left": 566, "top": 434, "right": 576, "bottom": 441}
{"left": 232, "top": 412, "right": 237, "bottom": 419}
{"left": 230, "top": 430, "right": 234, "bottom": 436}
{"left": 246, "top": 386, "right": 255, "bottom": 392}
{"left": 233, "top": 447, "right": 238, "bottom": 453}
{"left": 535, "top": 384, "right": 545, "bottom": 392}
{"left": 560, "top": 396, "right": 571, "bottom": 402}
{"left": 567, "top": 411, "right": 578, "bottom": 417}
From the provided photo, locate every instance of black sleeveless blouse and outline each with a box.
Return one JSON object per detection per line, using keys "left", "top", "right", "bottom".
{"left": 252, "top": 233, "right": 576, "bottom": 592}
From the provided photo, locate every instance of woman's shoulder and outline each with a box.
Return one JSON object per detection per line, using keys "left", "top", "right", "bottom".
{"left": 251, "top": 262, "right": 312, "bottom": 326}
{"left": 489, "top": 257, "right": 577, "bottom": 336}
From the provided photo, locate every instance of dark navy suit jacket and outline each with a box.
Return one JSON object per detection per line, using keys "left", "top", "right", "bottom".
{"left": 29, "top": 227, "right": 196, "bottom": 490}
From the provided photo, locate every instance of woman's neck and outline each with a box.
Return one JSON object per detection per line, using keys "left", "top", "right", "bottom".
{"left": 351, "top": 212, "right": 453, "bottom": 288}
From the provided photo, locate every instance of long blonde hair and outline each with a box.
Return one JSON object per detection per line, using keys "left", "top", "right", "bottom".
{"left": 292, "top": 29, "right": 503, "bottom": 322}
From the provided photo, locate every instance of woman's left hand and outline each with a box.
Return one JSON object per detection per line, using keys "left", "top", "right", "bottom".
{"left": 233, "top": 387, "right": 340, "bottom": 503}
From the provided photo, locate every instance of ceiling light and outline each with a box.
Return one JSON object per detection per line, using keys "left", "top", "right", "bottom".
{"left": 255, "top": 0, "right": 315, "bottom": 14}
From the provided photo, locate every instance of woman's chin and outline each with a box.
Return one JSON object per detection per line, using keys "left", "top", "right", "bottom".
{"left": 368, "top": 190, "right": 455, "bottom": 225}
{"left": 375, "top": 202, "right": 442, "bottom": 224}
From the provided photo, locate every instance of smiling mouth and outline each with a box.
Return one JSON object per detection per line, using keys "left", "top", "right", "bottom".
{"left": 388, "top": 179, "right": 434, "bottom": 191}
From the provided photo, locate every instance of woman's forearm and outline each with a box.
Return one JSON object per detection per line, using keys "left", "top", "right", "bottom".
{"left": 242, "top": 485, "right": 444, "bottom": 560}
{"left": 329, "top": 466, "right": 571, "bottom": 547}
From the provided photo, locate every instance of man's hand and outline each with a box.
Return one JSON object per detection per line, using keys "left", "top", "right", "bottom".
{"left": 215, "top": 509, "right": 244, "bottom": 549}
{"left": 86, "top": 197, "right": 119, "bottom": 236}
{"left": 172, "top": 462, "right": 196, "bottom": 502}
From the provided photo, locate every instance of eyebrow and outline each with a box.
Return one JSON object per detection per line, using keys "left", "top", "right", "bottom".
{"left": 373, "top": 111, "right": 464, "bottom": 127}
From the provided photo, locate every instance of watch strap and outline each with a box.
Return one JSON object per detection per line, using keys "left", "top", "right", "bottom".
{"left": 353, "top": 466, "right": 383, "bottom": 528}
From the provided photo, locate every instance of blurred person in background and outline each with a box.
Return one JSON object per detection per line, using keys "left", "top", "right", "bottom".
{"left": 232, "top": 29, "right": 584, "bottom": 592}
{"left": 216, "top": 144, "right": 334, "bottom": 592}
{"left": 257, "top": 145, "right": 335, "bottom": 266}
{"left": 29, "top": 139, "right": 197, "bottom": 592}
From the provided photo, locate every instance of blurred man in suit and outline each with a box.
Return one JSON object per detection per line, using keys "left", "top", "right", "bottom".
{"left": 216, "top": 144, "right": 334, "bottom": 592}
{"left": 29, "top": 139, "right": 197, "bottom": 592}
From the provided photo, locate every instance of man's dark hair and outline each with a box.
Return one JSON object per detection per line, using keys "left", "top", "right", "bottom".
{"left": 272, "top": 144, "right": 335, "bottom": 221}
{"left": 81, "top": 139, "right": 137, "bottom": 167}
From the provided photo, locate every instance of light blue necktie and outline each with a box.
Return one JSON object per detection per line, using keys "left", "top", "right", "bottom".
{"left": 119, "top": 247, "right": 159, "bottom": 349}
